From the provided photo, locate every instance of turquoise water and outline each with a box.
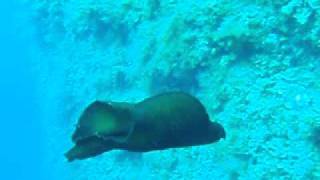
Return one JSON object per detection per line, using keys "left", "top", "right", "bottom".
{"left": 2, "top": 0, "right": 320, "bottom": 179}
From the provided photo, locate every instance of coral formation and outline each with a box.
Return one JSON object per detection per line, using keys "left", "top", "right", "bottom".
{"left": 311, "top": 126, "right": 320, "bottom": 150}
{"left": 32, "top": 0, "right": 320, "bottom": 179}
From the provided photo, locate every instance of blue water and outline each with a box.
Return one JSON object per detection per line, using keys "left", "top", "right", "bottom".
{"left": 2, "top": 0, "right": 320, "bottom": 179}
{"left": 0, "top": 1, "right": 44, "bottom": 179}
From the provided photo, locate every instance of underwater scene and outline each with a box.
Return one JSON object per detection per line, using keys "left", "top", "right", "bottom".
{"left": 2, "top": 0, "right": 320, "bottom": 179}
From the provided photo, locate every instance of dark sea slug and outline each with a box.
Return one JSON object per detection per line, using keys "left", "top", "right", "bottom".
{"left": 65, "top": 92, "right": 226, "bottom": 162}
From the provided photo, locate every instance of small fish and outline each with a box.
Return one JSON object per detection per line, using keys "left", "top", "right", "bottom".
{"left": 65, "top": 92, "right": 226, "bottom": 162}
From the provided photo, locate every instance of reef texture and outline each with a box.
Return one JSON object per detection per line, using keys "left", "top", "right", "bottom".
{"left": 32, "top": 0, "right": 320, "bottom": 179}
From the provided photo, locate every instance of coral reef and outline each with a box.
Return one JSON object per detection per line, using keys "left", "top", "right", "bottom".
{"left": 32, "top": 0, "right": 320, "bottom": 179}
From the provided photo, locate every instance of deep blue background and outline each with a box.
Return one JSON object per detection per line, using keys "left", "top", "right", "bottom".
{"left": 0, "top": 1, "right": 44, "bottom": 179}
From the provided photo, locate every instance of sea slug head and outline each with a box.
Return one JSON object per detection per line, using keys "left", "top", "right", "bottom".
{"left": 207, "top": 122, "right": 226, "bottom": 143}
